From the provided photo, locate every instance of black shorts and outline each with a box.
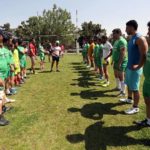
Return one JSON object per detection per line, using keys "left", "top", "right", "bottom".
{"left": 52, "top": 56, "right": 59, "bottom": 62}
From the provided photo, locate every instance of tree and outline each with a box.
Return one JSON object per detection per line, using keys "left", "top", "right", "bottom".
{"left": 15, "top": 4, "right": 76, "bottom": 47}
{"left": 1, "top": 23, "right": 11, "bottom": 32}
{"left": 80, "top": 21, "right": 106, "bottom": 40}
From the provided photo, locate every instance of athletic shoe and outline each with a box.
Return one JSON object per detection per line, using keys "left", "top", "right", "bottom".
{"left": 90, "top": 68, "right": 94, "bottom": 71}
{"left": 98, "top": 76, "right": 104, "bottom": 81}
{"left": 119, "top": 98, "right": 133, "bottom": 104}
{"left": 118, "top": 91, "right": 126, "bottom": 97}
{"left": 86, "top": 65, "right": 90, "bottom": 68}
{"left": 125, "top": 107, "right": 139, "bottom": 115}
{"left": 2, "top": 106, "right": 13, "bottom": 114}
{"left": 114, "top": 87, "right": 121, "bottom": 91}
{"left": 6, "top": 90, "right": 13, "bottom": 96}
{"left": 56, "top": 70, "right": 60, "bottom": 72}
{"left": 0, "top": 115, "right": 9, "bottom": 126}
{"left": 5, "top": 98, "right": 16, "bottom": 103}
{"left": 101, "top": 81, "right": 110, "bottom": 87}
{"left": 133, "top": 119, "right": 150, "bottom": 127}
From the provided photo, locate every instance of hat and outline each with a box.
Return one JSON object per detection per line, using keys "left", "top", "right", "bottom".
{"left": 56, "top": 40, "right": 60, "bottom": 44}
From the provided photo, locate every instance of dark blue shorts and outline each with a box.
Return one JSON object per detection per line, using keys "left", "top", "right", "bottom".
{"left": 52, "top": 56, "right": 59, "bottom": 62}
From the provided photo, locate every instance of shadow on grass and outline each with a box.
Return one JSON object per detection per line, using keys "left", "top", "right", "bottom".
{"left": 27, "top": 67, "right": 40, "bottom": 71}
{"left": 66, "top": 121, "right": 150, "bottom": 150}
{"left": 38, "top": 70, "right": 51, "bottom": 73}
{"left": 68, "top": 102, "right": 125, "bottom": 120}
{"left": 71, "top": 64, "right": 97, "bottom": 88}
{"left": 71, "top": 89, "right": 117, "bottom": 100}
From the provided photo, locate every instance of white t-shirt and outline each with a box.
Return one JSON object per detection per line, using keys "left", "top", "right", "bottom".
{"left": 103, "top": 41, "right": 113, "bottom": 59}
{"left": 52, "top": 46, "right": 61, "bottom": 57}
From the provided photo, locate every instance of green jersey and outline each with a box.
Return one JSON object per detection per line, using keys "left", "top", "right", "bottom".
{"left": 0, "top": 47, "right": 8, "bottom": 72}
{"left": 112, "top": 37, "right": 128, "bottom": 62}
{"left": 143, "top": 49, "right": 150, "bottom": 83}
{"left": 17, "top": 46, "right": 26, "bottom": 60}
{"left": 96, "top": 44, "right": 103, "bottom": 59}
{"left": 39, "top": 45, "right": 45, "bottom": 55}
{"left": 84, "top": 43, "right": 90, "bottom": 53}
{"left": 93, "top": 44, "right": 99, "bottom": 58}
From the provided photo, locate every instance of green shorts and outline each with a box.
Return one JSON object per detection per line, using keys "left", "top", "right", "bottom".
{"left": 82, "top": 50, "right": 87, "bottom": 57}
{"left": 10, "top": 71, "right": 15, "bottom": 77}
{"left": 6, "top": 69, "right": 10, "bottom": 78}
{"left": 95, "top": 58, "right": 102, "bottom": 67}
{"left": 20, "top": 59, "right": 27, "bottom": 68}
{"left": 114, "top": 61, "right": 127, "bottom": 72}
{"left": 143, "top": 80, "right": 150, "bottom": 98}
{"left": 0, "top": 72, "right": 6, "bottom": 81}
{"left": 40, "top": 54, "right": 45, "bottom": 61}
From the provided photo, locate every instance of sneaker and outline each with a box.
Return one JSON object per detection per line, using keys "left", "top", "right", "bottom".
{"left": 133, "top": 119, "right": 150, "bottom": 127}
{"left": 125, "top": 107, "right": 139, "bottom": 115}
{"left": 0, "top": 115, "right": 9, "bottom": 126}
{"left": 119, "top": 98, "right": 133, "bottom": 104}
{"left": 114, "top": 87, "right": 121, "bottom": 91}
{"left": 90, "top": 68, "right": 94, "bottom": 71}
{"left": 5, "top": 98, "right": 16, "bottom": 103}
{"left": 118, "top": 91, "right": 126, "bottom": 97}
{"left": 98, "top": 76, "right": 104, "bottom": 81}
{"left": 56, "top": 70, "right": 60, "bottom": 72}
{"left": 2, "top": 106, "right": 13, "bottom": 114}
{"left": 86, "top": 65, "right": 90, "bottom": 68}
{"left": 101, "top": 81, "right": 110, "bottom": 87}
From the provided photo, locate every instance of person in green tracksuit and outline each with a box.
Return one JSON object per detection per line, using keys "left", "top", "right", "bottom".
{"left": 82, "top": 41, "right": 90, "bottom": 64}
{"left": 4, "top": 45, "right": 15, "bottom": 95}
{"left": 0, "top": 31, "right": 10, "bottom": 126}
{"left": 96, "top": 38, "right": 104, "bottom": 80}
{"left": 134, "top": 22, "right": 150, "bottom": 127}
{"left": 93, "top": 40, "right": 99, "bottom": 70}
{"left": 39, "top": 42, "right": 46, "bottom": 71}
{"left": 17, "top": 39, "right": 27, "bottom": 83}
{"left": 112, "top": 29, "right": 128, "bottom": 96}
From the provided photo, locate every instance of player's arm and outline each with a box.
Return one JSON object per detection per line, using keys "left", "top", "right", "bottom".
{"left": 118, "top": 45, "right": 126, "bottom": 67}
{"left": 132, "top": 37, "right": 148, "bottom": 70}
{"left": 104, "top": 48, "right": 112, "bottom": 60}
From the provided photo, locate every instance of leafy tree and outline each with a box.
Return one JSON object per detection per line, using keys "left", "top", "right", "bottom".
{"left": 80, "top": 21, "right": 106, "bottom": 40}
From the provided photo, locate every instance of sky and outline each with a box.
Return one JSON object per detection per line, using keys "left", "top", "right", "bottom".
{"left": 0, "top": 0, "right": 150, "bottom": 35}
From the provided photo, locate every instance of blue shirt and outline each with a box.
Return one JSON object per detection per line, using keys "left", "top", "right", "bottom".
{"left": 127, "top": 33, "right": 141, "bottom": 69}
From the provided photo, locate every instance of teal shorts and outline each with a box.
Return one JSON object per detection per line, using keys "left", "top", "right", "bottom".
{"left": 125, "top": 68, "right": 143, "bottom": 91}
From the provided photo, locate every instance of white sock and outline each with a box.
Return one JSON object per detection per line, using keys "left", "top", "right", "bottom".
{"left": 116, "top": 78, "right": 121, "bottom": 89}
{"left": 147, "top": 118, "right": 150, "bottom": 125}
{"left": 121, "top": 81, "right": 126, "bottom": 94}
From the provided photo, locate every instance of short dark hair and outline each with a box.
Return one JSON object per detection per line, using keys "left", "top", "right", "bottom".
{"left": 126, "top": 20, "right": 138, "bottom": 30}
{"left": 18, "top": 39, "right": 23, "bottom": 45}
{"left": 147, "top": 22, "right": 150, "bottom": 27}
{"left": 112, "top": 28, "right": 122, "bottom": 35}
{"left": 101, "top": 35, "right": 108, "bottom": 40}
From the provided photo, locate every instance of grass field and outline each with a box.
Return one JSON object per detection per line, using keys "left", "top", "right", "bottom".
{"left": 0, "top": 54, "right": 150, "bottom": 150}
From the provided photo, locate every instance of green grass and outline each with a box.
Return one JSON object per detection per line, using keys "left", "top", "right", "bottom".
{"left": 0, "top": 54, "right": 149, "bottom": 150}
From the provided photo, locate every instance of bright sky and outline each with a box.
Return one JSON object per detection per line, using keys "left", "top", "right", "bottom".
{"left": 0, "top": 0, "right": 150, "bottom": 35}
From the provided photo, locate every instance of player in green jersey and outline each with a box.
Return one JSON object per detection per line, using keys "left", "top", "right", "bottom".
{"left": 39, "top": 42, "right": 46, "bottom": 71}
{"left": 112, "top": 29, "right": 128, "bottom": 97}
